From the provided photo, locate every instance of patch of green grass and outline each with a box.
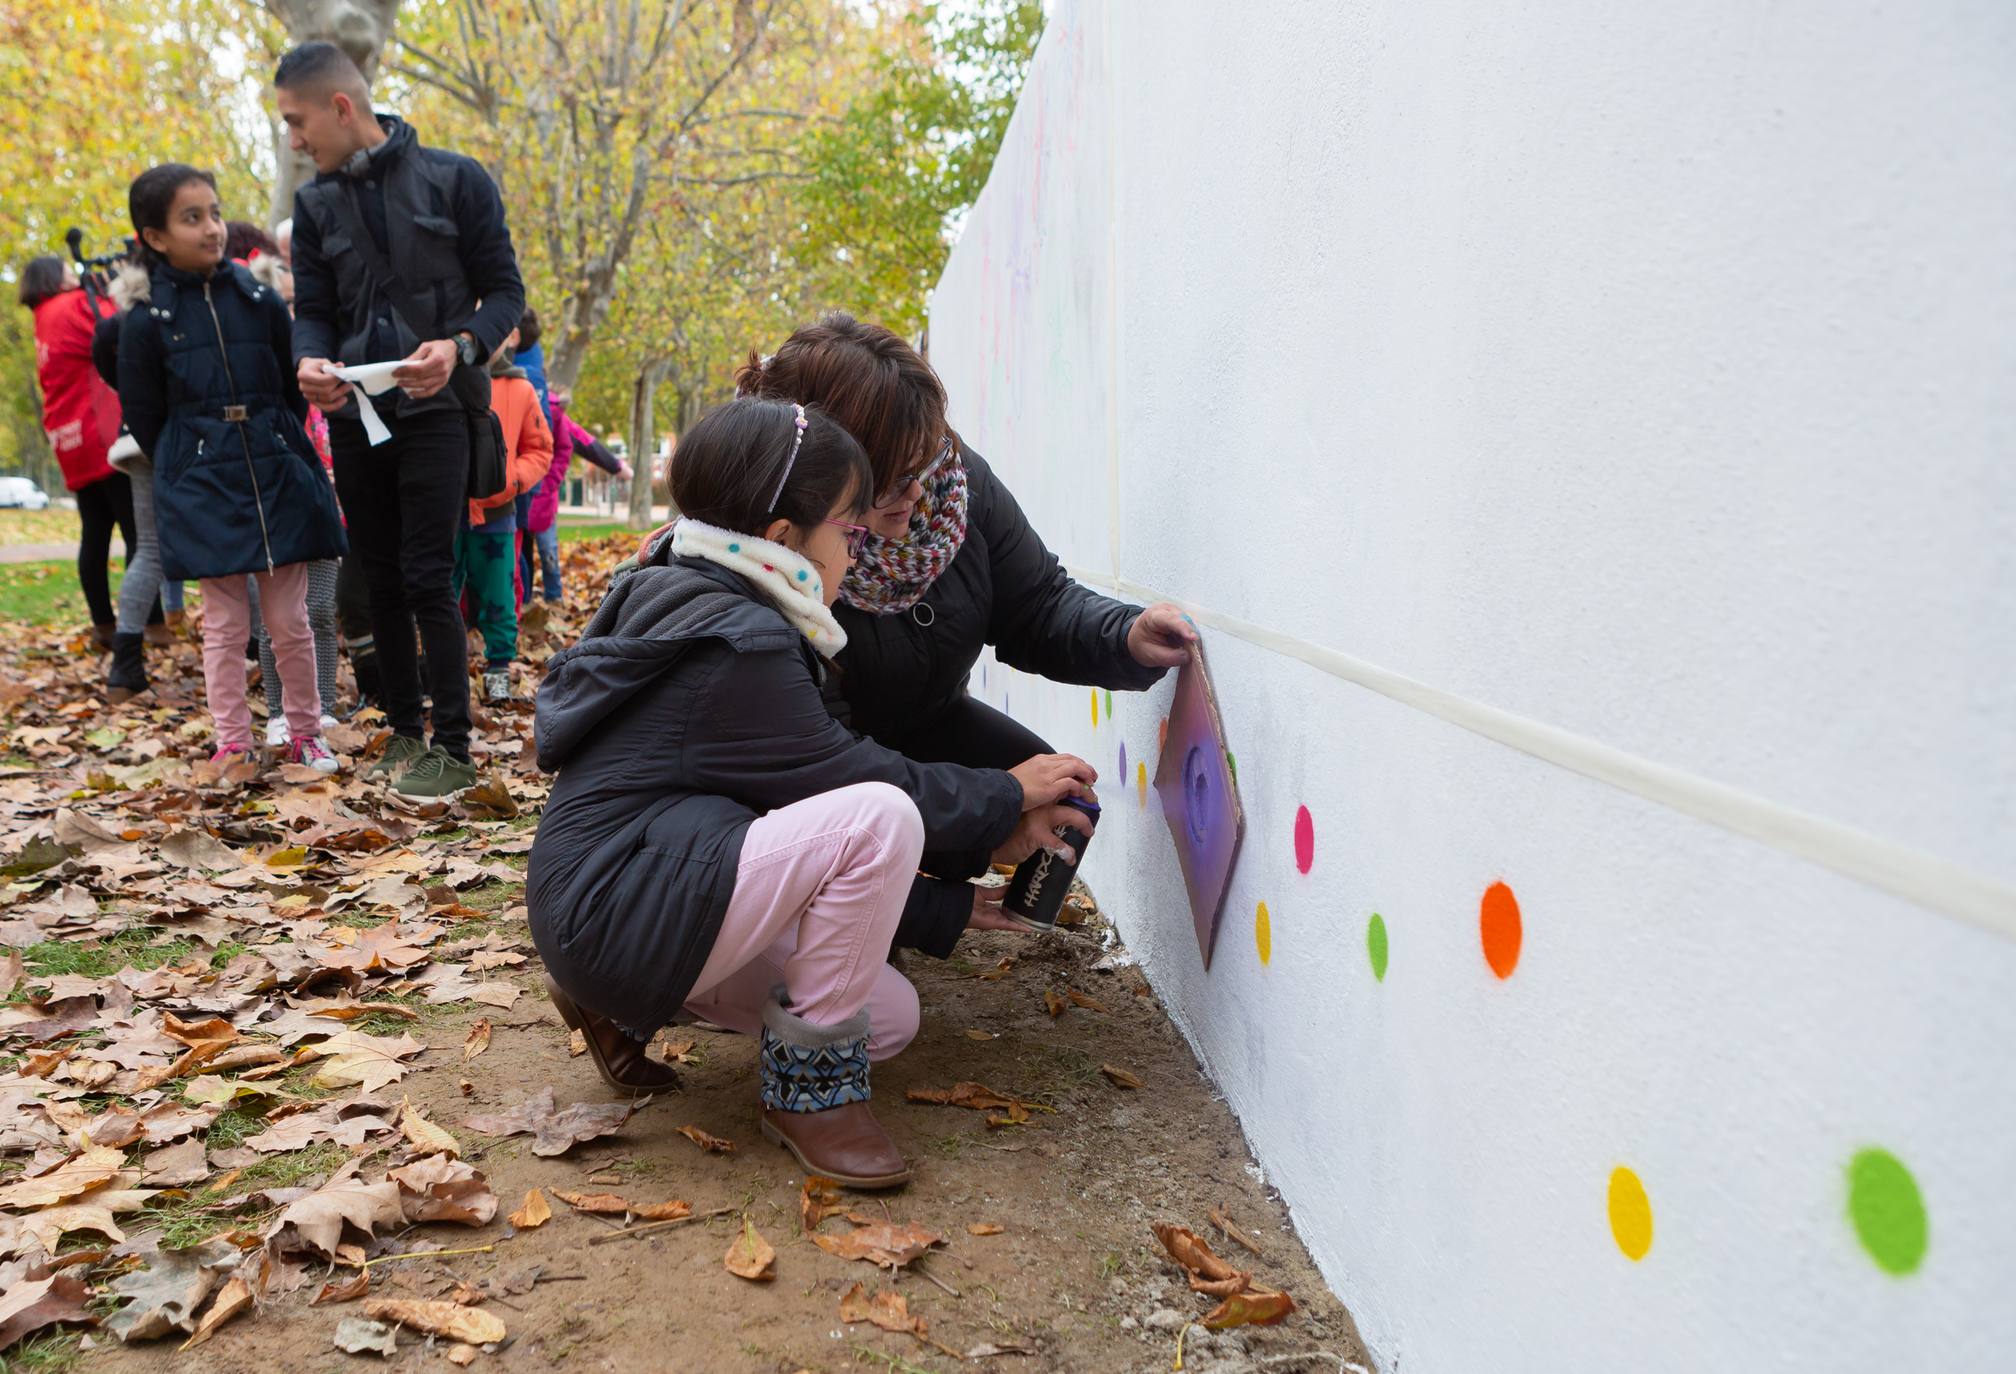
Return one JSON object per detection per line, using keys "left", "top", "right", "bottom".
{"left": 1016, "top": 1043, "right": 1101, "bottom": 1101}
{"left": 460, "top": 878, "right": 522, "bottom": 914}
{"left": 207, "top": 939, "right": 249, "bottom": 969}
{"left": 132, "top": 1140, "right": 348, "bottom": 1249}
{"left": 926, "top": 1133, "right": 969, "bottom": 1160}
{"left": 9, "top": 928, "right": 197, "bottom": 997}
{"left": 0, "top": 1329, "right": 86, "bottom": 1374}
{"left": 557, "top": 521, "right": 627, "bottom": 544}
{"left": 0, "top": 559, "right": 137, "bottom": 627}
{"left": 201, "top": 1107, "right": 269, "bottom": 1152}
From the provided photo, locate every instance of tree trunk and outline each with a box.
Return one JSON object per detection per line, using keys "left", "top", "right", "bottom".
{"left": 625, "top": 363, "right": 661, "bottom": 531}
{"left": 264, "top": 0, "right": 404, "bottom": 226}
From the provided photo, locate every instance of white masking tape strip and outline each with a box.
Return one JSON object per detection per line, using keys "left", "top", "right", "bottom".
{"left": 1069, "top": 566, "right": 2016, "bottom": 941}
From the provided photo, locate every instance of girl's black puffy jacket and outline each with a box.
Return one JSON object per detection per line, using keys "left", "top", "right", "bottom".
{"left": 116, "top": 261, "right": 345, "bottom": 582}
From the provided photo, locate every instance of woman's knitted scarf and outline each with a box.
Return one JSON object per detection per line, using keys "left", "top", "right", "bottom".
{"left": 668, "top": 517, "right": 848, "bottom": 658}
{"left": 838, "top": 451, "right": 971, "bottom": 615}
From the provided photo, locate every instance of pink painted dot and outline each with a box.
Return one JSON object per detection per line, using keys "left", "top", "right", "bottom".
{"left": 1293, "top": 806, "right": 1314, "bottom": 874}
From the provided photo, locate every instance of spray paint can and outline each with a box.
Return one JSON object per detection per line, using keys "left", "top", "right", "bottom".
{"left": 1002, "top": 796, "right": 1100, "bottom": 930}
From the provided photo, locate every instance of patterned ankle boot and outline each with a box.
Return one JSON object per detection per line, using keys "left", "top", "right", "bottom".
{"left": 757, "top": 993, "right": 909, "bottom": 1190}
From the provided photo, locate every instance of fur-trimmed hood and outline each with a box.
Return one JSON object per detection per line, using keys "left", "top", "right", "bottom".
{"left": 108, "top": 262, "right": 150, "bottom": 312}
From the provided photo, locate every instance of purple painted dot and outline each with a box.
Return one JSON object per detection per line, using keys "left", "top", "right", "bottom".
{"left": 1118, "top": 740, "right": 1127, "bottom": 779}
{"left": 1293, "top": 806, "right": 1315, "bottom": 874}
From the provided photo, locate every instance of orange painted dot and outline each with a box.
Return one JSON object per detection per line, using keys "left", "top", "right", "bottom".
{"left": 1158, "top": 717, "right": 1169, "bottom": 754}
{"left": 1136, "top": 761, "right": 1147, "bottom": 808}
{"left": 1480, "top": 881, "right": 1522, "bottom": 978}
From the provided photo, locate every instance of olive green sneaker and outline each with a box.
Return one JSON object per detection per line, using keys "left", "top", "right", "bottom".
{"left": 366, "top": 734, "right": 428, "bottom": 780}
{"left": 392, "top": 746, "right": 479, "bottom": 798}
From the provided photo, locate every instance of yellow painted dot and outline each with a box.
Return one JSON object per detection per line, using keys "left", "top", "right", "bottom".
{"left": 1090, "top": 689, "right": 1099, "bottom": 728}
{"left": 1608, "top": 1166, "right": 1653, "bottom": 1261}
{"left": 1136, "top": 761, "right": 1147, "bottom": 808}
{"left": 1255, "top": 902, "right": 1271, "bottom": 965}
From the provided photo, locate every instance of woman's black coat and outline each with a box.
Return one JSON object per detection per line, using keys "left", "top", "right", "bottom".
{"left": 115, "top": 261, "right": 345, "bottom": 581}
{"left": 832, "top": 448, "right": 1163, "bottom": 741}
{"left": 528, "top": 550, "right": 1023, "bottom": 1036}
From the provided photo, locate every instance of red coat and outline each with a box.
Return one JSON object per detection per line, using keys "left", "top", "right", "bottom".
{"left": 32, "top": 288, "right": 121, "bottom": 491}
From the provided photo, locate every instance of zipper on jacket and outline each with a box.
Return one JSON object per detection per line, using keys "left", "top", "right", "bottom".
{"left": 203, "top": 280, "right": 276, "bottom": 573}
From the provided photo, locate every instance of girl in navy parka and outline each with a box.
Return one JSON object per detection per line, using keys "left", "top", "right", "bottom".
{"left": 115, "top": 163, "right": 347, "bottom": 770}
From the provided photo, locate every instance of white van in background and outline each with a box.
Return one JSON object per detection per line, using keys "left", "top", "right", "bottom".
{"left": 0, "top": 477, "right": 50, "bottom": 510}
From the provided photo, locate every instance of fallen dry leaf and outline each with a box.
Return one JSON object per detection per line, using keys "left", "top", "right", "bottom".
{"left": 839, "top": 1281, "right": 924, "bottom": 1335}
{"left": 1201, "top": 1287, "right": 1296, "bottom": 1329}
{"left": 801, "top": 1176, "right": 845, "bottom": 1233}
{"left": 966, "top": 1222, "right": 1005, "bottom": 1236}
{"left": 267, "top": 1171, "right": 405, "bottom": 1260}
{"left": 312, "top": 1271, "right": 372, "bottom": 1305}
{"left": 333, "top": 1315, "right": 398, "bottom": 1356}
{"left": 974, "top": 957, "right": 1016, "bottom": 981}
{"left": 462, "top": 1019, "right": 492, "bottom": 1060}
{"left": 566, "top": 1028, "right": 587, "bottom": 1057}
{"left": 299, "top": 1029, "right": 426, "bottom": 1093}
{"left": 1152, "top": 1222, "right": 1244, "bottom": 1286}
{"left": 447, "top": 1343, "right": 479, "bottom": 1366}
{"left": 463, "top": 1085, "right": 639, "bottom": 1157}
{"left": 102, "top": 1238, "right": 238, "bottom": 1341}
{"left": 1042, "top": 989, "right": 1067, "bottom": 1017}
{"left": 0, "top": 1144, "right": 124, "bottom": 1208}
{"left": 457, "top": 776, "right": 519, "bottom": 820}
{"left": 1066, "top": 988, "right": 1111, "bottom": 1013}
{"left": 676, "top": 1123, "right": 735, "bottom": 1154}
{"left": 507, "top": 1188, "right": 552, "bottom": 1230}
{"left": 178, "top": 1275, "right": 252, "bottom": 1350}
{"left": 388, "top": 1154, "right": 497, "bottom": 1226}
{"left": 0, "top": 1272, "right": 95, "bottom": 1351}
{"left": 810, "top": 1219, "right": 942, "bottom": 1269}
{"left": 398, "top": 1098, "right": 461, "bottom": 1157}
{"left": 725, "top": 1215, "right": 776, "bottom": 1281}
{"left": 1100, "top": 1063, "right": 1144, "bottom": 1090}
{"left": 1208, "top": 1203, "right": 1265, "bottom": 1256}
{"left": 962, "top": 1029, "right": 998, "bottom": 1041}
{"left": 552, "top": 1189, "right": 690, "bottom": 1221}
{"left": 363, "top": 1298, "right": 506, "bottom": 1345}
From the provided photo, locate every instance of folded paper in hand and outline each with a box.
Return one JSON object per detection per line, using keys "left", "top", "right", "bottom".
{"left": 323, "top": 361, "right": 407, "bottom": 446}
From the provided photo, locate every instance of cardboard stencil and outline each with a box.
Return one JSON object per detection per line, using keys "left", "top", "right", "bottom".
{"left": 1153, "top": 640, "right": 1245, "bottom": 968}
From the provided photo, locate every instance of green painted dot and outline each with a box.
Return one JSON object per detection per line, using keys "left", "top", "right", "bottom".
{"left": 1848, "top": 1148, "right": 1927, "bottom": 1275}
{"left": 1366, "top": 913, "right": 1388, "bottom": 981}
{"left": 1225, "top": 751, "right": 1237, "bottom": 782}
{"left": 1102, "top": 689, "right": 1114, "bottom": 720}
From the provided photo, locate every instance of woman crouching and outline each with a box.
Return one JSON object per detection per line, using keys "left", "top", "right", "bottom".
{"left": 528, "top": 397, "right": 1097, "bottom": 1188}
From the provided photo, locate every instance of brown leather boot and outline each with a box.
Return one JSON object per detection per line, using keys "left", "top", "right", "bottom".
{"left": 757, "top": 995, "right": 909, "bottom": 1189}
{"left": 544, "top": 977, "right": 681, "bottom": 1094}
{"left": 143, "top": 623, "right": 175, "bottom": 647}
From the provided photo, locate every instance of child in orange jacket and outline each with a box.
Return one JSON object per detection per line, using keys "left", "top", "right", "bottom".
{"left": 456, "top": 327, "right": 552, "bottom": 703}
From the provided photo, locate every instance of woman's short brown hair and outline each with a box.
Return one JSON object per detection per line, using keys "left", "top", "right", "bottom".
{"left": 737, "top": 312, "right": 949, "bottom": 499}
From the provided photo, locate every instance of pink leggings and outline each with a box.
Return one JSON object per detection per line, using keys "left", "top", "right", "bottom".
{"left": 682, "top": 781, "right": 925, "bottom": 1062}
{"left": 199, "top": 564, "right": 321, "bottom": 749}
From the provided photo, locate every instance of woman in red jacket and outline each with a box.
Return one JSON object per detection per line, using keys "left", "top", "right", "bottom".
{"left": 18, "top": 256, "right": 135, "bottom": 646}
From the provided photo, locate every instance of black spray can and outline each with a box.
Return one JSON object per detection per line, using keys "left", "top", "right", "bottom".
{"left": 1002, "top": 797, "right": 1100, "bottom": 929}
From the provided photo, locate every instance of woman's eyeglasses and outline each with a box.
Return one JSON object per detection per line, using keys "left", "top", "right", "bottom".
{"left": 876, "top": 436, "right": 954, "bottom": 507}
{"left": 824, "top": 519, "right": 872, "bottom": 558}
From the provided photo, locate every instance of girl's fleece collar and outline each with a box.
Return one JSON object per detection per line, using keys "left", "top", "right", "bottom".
{"left": 668, "top": 518, "right": 847, "bottom": 657}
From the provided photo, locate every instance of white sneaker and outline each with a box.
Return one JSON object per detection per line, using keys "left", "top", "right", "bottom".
{"left": 264, "top": 716, "right": 289, "bottom": 748}
{"left": 287, "top": 736, "right": 339, "bottom": 774}
{"left": 319, "top": 713, "right": 339, "bottom": 731}
{"left": 483, "top": 669, "right": 513, "bottom": 704}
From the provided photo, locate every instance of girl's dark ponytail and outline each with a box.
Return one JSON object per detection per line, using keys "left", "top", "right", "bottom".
{"left": 127, "top": 163, "right": 218, "bottom": 269}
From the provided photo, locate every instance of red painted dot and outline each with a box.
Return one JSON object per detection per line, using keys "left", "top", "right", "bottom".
{"left": 1293, "top": 806, "right": 1314, "bottom": 874}
{"left": 1480, "top": 881, "right": 1522, "bottom": 978}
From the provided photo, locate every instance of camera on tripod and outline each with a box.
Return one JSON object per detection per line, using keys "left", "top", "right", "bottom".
{"left": 64, "top": 226, "right": 138, "bottom": 318}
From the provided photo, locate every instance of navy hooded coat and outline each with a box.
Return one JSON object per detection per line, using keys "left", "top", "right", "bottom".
{"left": 116, "top": 261, "right": 346, "bottom": 582}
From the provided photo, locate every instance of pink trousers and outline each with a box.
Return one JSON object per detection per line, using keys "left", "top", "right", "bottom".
{"left": 199, "top": 564, "right": 321, "bottom": 749}
{"left": 682, "top": 781, "right": 925, "bottom": 1062}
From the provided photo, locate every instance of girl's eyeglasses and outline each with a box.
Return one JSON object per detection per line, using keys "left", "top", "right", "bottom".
{"left": 876, "top": 436, "right": 955, "bottom": 507}
{"left": 824, "top": 519, "right": 872, "bottom": 559}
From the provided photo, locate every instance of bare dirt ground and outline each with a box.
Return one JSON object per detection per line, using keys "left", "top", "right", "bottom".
{"left": 1, "top": 537, "right": 1368, "bottom": 1374}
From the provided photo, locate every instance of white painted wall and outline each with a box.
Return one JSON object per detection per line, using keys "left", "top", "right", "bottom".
{"left": 927, "top": 3, "right": 2016, "bottom": 1370}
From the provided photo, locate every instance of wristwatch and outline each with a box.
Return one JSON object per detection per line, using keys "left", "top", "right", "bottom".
{"left": 454, "top": 331, "right": 479, "bottom": 366}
